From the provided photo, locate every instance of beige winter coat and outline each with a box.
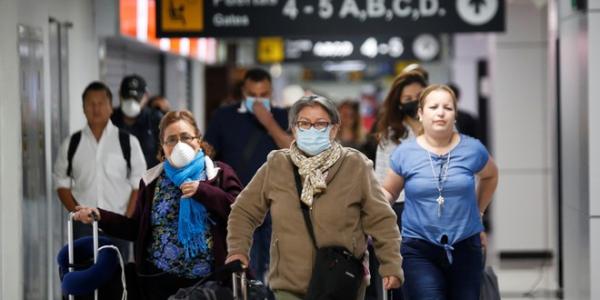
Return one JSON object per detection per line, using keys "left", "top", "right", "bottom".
{"left": 227, "top": 147, "right": 403, "bottom": 295}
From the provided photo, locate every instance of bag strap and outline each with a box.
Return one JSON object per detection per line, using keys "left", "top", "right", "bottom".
{"left": 293, "top": 166, "right": 318, "bottom": 250}
{"left": 67, "top": 131, "right": 82, "bottom": 177}
{"left": 117, "top": 129, "right": 131, "bottom": 178}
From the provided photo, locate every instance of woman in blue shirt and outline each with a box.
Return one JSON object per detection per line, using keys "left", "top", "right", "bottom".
{"left": 382, "top": 84, "right": 499, "bottom": 299}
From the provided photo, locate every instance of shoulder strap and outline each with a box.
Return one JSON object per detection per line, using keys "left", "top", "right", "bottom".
{"left": 118, "top": 129, "right": 131, "bottom": 178}
{"left": 293, "top": 166, "right": 318, "bottom": 249}
{"left": 67, "top": 131, "right": 82, "bottom": 177}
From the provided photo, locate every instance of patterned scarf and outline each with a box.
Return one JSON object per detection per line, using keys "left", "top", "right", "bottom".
{"left": 163, "top": 150, "right": 208, "bottom": 259}
{"left": 290, "top": 141, "right": 343, "bottom": 207}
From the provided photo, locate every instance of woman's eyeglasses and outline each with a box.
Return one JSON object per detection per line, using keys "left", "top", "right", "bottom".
{"left": 163, "top": 134, "right": 198, "bottom": 146}
{"left": 295, "top": 120, "right": 331, "bottom": 130}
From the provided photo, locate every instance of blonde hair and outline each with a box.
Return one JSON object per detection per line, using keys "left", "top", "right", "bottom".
{"left": 416, "top": 84, "right": 458, "bottom": 136}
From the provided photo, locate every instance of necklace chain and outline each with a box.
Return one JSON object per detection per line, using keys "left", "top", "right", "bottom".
{"left": 427, "top": 150, "right": 451, "bottom": 217}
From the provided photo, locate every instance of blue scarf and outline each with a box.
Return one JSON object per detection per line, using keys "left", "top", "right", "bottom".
{"left": 163, "top": 150, "right": 209, "bottom": 259}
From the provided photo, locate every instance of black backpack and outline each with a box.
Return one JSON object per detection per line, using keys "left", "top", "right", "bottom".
{"left": 66, "top": 130, "right": 131, "bottom": 178}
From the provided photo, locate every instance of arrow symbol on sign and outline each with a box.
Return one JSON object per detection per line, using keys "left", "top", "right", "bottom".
{"left": 469, "top": 0, "right": 486, "bottom": 14}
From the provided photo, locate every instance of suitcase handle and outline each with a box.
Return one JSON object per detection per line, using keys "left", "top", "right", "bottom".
{"left": 231, "top": 260, "right": 248, "bottom": 300}
{"left": 67, "top": 211, "right": 99, "bottom": 300}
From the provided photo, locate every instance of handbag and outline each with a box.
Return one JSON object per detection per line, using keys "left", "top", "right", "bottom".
{"left": 480, "top": 249, "right": 501, "bottom": 300}
{"left": 293, "top": 167, "right": 364, "bottom": 300}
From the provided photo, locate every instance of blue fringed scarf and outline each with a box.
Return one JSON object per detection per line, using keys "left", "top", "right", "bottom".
{"left": 163, "top": 150, "right": 209, "bottom": 259}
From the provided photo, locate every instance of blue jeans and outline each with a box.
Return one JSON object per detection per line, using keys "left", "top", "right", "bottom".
{"left": 250, "top": 213, "right": 271, "bottom": 283}
{"left": 401, "top": 234, "right": 483, "bottom": 300}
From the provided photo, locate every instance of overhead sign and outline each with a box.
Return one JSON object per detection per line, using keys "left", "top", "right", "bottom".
{"left": 258, "top": 34, "right": 441, "bottom": 63}
{"left": 157, "top": 0, "right": 204, "bottom": 36}
{"left": 157, "top": 0, "right": 505, "bottom": 38}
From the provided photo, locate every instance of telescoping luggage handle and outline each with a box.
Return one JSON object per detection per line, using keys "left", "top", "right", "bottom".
{"left": 67, "top": 211, "right": 100, "bottom": 300}
{"left": 231, "top": 261, "right": 248, "bottom": 300}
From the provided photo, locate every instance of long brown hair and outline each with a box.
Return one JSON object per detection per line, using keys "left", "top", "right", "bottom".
{"left": 376, "top": 71, "right": 427, "bottom": 144}
{"left": 337, "top": 100, "right": 364, "bottom": 144}
{"left": 157, "top": 110, "right": 215, "bottom": 161}
{"left": 416, "top": 84, "right": 458, "bottom": 136}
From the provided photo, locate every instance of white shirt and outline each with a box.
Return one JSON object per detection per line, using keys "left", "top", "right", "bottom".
{"left": 53, "top": 121, "right": 147, "bottom": 214}
{"left": 374, "top": 125, "right": 415, "bottom": 203}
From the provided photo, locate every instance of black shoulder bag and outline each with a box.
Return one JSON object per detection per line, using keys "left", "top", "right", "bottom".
{"left": 293, "top": 167, "right": 364, "bottom": 300}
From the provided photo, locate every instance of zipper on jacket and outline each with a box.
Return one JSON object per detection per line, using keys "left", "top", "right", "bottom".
{"left": 273, "top": 238, "right": 280, "bottom": 277}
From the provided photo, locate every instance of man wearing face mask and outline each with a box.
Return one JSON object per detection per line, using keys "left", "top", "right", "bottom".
{"left": 53, "top": 81, "right": 147, "bottom": 260}
{"left": 112, "top": 74, "right": 163, "bottom": 168}
{"left": 205, "top": 67, "right": 292, "bottom": 284}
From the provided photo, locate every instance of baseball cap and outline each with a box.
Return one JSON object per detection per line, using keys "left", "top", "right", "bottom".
{"left": 119, "top": 74, "right": 147, "bottom": 101}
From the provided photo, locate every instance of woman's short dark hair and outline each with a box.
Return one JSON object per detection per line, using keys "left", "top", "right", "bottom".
{"left": 81, "top": 81, "right": 112, "bottom": 103}
{"left": 288, "top": 95, "right": 340, "bottom": 130}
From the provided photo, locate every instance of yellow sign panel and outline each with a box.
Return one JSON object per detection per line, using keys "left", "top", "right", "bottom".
{"left": 257, "top": 37, "right": 284, "bottom": 64}
{"left": 160, "top": 0, "right": 204, "bottom": 32}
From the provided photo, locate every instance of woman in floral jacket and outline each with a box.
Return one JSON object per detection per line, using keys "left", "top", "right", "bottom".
{"left": 74, "top": 110, "right": 243, "bottom": 299}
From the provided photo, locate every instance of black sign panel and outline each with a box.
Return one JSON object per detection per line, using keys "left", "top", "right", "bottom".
{"left": 271, "top": 34, "right": 441, "bottom": 63}
{"left": 157, "top": 0, "right": 505, "bottom": 38}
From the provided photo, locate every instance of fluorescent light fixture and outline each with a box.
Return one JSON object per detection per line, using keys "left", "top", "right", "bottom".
{"left": 180, "top": 38, "right": 190, "bottom": 56}
{"left": 136, "top": 0, "right": 148, "bottom": 42}
{"left": 160, "top": 38, "right": 171, "bottom": 51}
{"left": 322, "top": 60, "right": 366, "bottom": 72}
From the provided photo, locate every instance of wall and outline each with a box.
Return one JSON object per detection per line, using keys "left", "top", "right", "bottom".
{"left": 0, "top": 0, "right": 99, "bottom": 298}
{"left": 0, "top": 0, "right": 23, "bottom": 298}
{"left": 558, "top": 0, "right": 592, "bottom": 298}
{"left": 490, "top": 1, "right": 555, "bottom": 257}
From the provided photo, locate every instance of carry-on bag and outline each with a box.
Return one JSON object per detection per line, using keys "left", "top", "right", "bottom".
{"left": 168, "top": 260, "right": 270, "bottom": 300}
{"left": 57, "top": 212, "right": 127, "bottom": 300}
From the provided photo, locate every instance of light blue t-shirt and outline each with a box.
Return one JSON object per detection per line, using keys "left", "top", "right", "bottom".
{"left": 390, "top": 134, "right": 488, "bottom": 262}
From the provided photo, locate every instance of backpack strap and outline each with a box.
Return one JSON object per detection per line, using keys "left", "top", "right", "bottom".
{"left": 66, "top": 131, "right": 82, "bottom": 178}
{"left": 118, "top": 129, "right": 131, "bottom": 178}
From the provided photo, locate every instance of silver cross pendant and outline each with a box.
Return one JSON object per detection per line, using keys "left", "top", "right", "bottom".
{"left": 436, "top": 195, "right": 445, "bottom": 217}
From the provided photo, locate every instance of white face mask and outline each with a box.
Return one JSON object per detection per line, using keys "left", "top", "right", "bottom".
{"left": 168, "top": 142, "right": 197, "bottom": 168}
{"left": 121, "top": 99, "right": 141, "bottom": 118}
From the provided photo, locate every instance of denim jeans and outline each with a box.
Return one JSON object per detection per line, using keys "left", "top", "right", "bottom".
{"left": 401, "top": 234, "right": 483, "bottom": 300}
{"left": 250, "top": 213, "right": 271, "bottom": 283}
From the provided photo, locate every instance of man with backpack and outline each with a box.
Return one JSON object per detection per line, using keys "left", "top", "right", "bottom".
{"left": 53, "top": 81, "right": 146, "bottom": 258}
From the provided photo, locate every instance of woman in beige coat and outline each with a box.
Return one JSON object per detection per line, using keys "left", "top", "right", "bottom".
{"left": 226, "top": 95, "right": 403, "bottom": 300}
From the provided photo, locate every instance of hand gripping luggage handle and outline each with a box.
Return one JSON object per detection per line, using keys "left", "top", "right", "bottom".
{"left": 231, "top": 260, "right": 248, "bottom": 300}
{"left": 67, "top": 211, "right": 99, "bottom": 300}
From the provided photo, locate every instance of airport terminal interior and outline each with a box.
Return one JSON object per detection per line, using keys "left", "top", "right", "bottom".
{"left": 1, "top": 0, "right": 600, "bottom": 299}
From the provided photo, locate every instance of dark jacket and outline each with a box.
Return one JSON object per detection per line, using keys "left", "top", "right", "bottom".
{"left": 98, "top": 159, "right": 243, "bottom": 273}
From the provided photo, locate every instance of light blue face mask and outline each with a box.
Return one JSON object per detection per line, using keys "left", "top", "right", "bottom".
{"left": 296, "top": 126, "right": 332, "bottom": 156}
{"left": 244, "top": 97, "right": 270, "bottom": 113}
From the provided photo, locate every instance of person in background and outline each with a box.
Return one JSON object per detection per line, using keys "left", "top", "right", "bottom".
{"left": 226, "top": 95, "right": 403, "bottom": 300}
{"left": 446, "top": 83, "right": 483, "bottom": 140}
{"left": 402, "top": 63, "right": 429, "bottom": 82}
{"left": 204, "top": 67, "right": 292, "bottom": 283}
{"left": 382, "top": 85, "right": 499, "bottom": 300}
{"left": 367, "top": 71, "right": 427, "bottom": 300}
{"left": 337, "top": 100, "right": 365, "bottom": 150}
{"left": 53, "top": 81, "right": 146, "bottom": 260}
{"left": 112, "top": 74, "right": 163, "bottom": 168}
{"left": 73, "top": 110, "right": 243, "bottom": 300}
{"left": 148, "top": 95, "right": 171, "bottom": 114}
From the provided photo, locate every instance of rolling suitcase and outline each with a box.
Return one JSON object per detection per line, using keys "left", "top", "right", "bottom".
{"left": 57, "top": 212, "right": 127, "bottom": 300}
